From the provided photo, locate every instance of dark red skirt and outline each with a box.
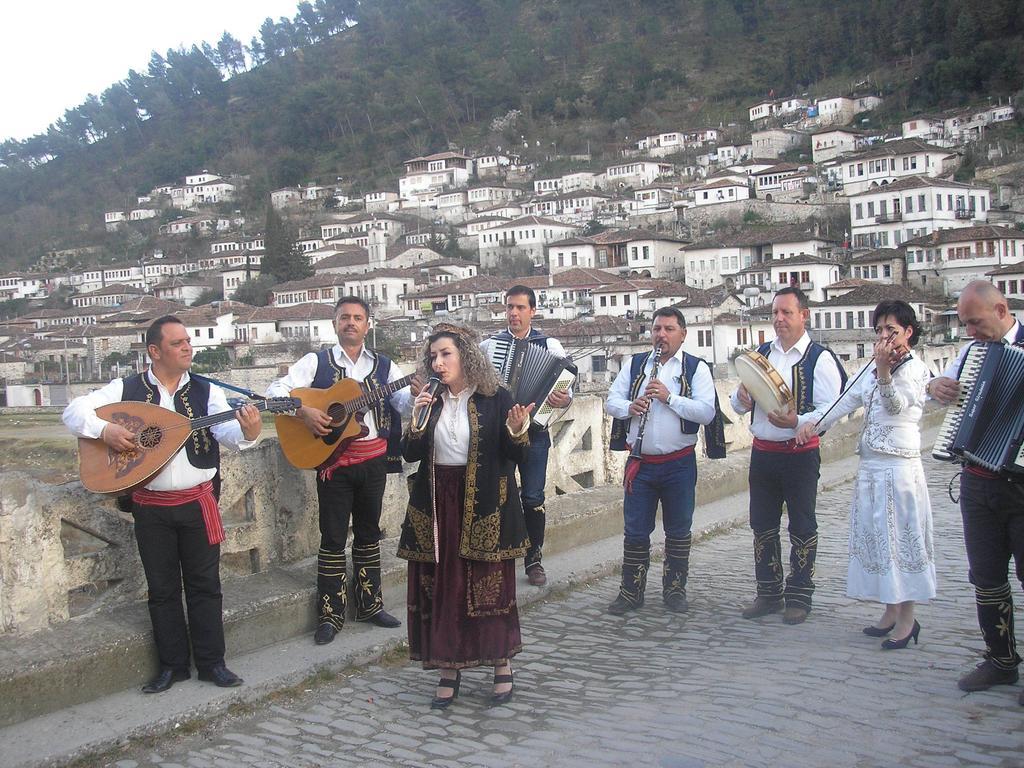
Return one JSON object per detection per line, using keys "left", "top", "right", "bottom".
{"left": 407, "top": 464, "right": 522, "bottom": 669}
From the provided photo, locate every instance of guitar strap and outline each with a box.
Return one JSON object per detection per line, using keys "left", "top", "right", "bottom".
{"left": 189, "top": 372, "right": 266, "bottom": 401}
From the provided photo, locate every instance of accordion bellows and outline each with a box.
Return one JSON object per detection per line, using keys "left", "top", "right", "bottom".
{"left": 933, "top": 341, "right": 1024, "bottom": 476}
{"left": 486, "top": 336, "right": 578, "bottom": 428}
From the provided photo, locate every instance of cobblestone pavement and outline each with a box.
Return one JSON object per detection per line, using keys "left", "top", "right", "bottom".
{"left": 110, "top": 456, "right": 1024, "bottom": 768}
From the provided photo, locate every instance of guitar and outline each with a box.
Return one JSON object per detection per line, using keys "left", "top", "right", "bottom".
{"left": 78, "top": 398, "right": 300, "bottom": 494}
{"left": 275, "top": 374, "right": 414, "bottom": 469}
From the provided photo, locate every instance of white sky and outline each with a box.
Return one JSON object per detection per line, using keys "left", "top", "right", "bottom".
{"left": 2, "top": 0, "right": 301, "bottom": 143}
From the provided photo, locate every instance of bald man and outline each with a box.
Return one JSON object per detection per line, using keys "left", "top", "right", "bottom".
{"left": 930, "top": 281, "right": 1024, "bottom": 704}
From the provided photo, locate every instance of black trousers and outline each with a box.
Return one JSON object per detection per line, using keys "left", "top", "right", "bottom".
{"left": 315, "top": 456, "right": 388, "bottom": 625}
{"left": 960, "top": 471, "right": 1024, "bottom": 669}
{"left": 133, "top": 499, "right": 224, "bottom": 672}
{"left": 748, "top": 447, "right": 821, "bottom": 609}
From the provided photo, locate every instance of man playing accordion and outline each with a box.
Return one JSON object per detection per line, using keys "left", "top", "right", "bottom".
{"left": 480, "top": 285, "right": 572, "bottom": 587}
{"left": 928, "top": 280, "right": 1024, "bottom": 704}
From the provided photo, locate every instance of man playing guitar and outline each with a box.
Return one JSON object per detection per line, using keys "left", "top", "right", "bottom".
{"left": 267, "top": 296, "right": 409, "bottom": 644}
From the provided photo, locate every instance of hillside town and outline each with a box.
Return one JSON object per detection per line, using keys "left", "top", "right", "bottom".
{"left": 2, "top": 89, "right": 1023, "bottom": 404}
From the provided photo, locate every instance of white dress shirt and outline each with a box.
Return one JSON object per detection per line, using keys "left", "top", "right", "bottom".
{"left": 62, "top": 370, "right": 254, "bottom": 491}
{"left": 433, "top": 386, "right": 475, "bottom": 465}
{"left": 266, "top": 344, "right": 410, "bottom": 442}
{"left": 606, "top": 346, "right": 716, "bottom": 455}
{"left": 940, "top": 320, "right": 1021, "bottom": 380}
{"left": 729, "top": 332, "right": 845, "bottom": 441}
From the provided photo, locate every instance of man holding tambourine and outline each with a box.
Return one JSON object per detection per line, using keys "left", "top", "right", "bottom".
{"left": 730, "top": 286, "right": 846, "bottom": 626}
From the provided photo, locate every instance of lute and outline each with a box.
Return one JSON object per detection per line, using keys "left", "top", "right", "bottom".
{"left": 78, "top": 397, "right": 300, "bottom": 494}
{"left": 275, "top": 374, "right": 414, "bottom": 469}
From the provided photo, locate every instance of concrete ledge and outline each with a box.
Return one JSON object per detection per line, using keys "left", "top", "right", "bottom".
{"left": 0, "top": 407, "right": 946, "bottom": 730}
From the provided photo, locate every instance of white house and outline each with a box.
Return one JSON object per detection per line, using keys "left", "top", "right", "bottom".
{"left": 476, "top": 215, "right": 578, "bottom": 269}
{"left": 473, "top": 153, "right": 515, "bottom": 177}
{"left": 840, "top": 139, "right": 959, "bottom": 196}
{"left": 813, "top": 95, "right": 881, "bottom": 126}
{"left": 169, "top": 173, "right": 236, "bottom": 209}
{"left": 848, "top": 175, "right": 991, "bottom": 250}
{"left": 811, "top": 127, "right": 865, "bottom": 163}
{"left": 468, "top": 185, "right": 520, "bottom": 208}
{"left": 604, "top": 161, "right": 674, "bottom": 188}
{"left": 561, "top": 171, "right": 599, "bottom": 191}
{"left": 749, "top": 100, "right": 777, "bottom": 122}
{"left": 235, "top": 303, "right": 336, "bottom": 345}
{"left": 104, "top": 211, "right": 126, "bottom": 231}
{"left": 845, "top": 248, "right": 905, "bottom": 284}
{"left": 682, "top": 226, "right": 836, "bottom": 290}
{"left": 987, "top": 261, "right": 1024, "bottom": 302}
{"left": 903, "top": 225, "right": 1024, "bottom": 295}
{"left": 692, "top": 179, "right": 751, "bottom": 207}
{"left": 71, "top": 283, "right": 146, "bottom": 308}
{"left": 399, "top": 152, "right": 472, "bottom": 201}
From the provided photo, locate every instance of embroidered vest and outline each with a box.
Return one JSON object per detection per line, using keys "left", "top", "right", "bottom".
{"left": 753, "top": 340, "right": 848, "bottom": 417}
{"left": 311, "top": 348, "right": 403, "bottom": 472}
{"left": 609, "top": 351, "right": 727, "bottom": 458}
{"left": 121, "top": 372, "right": 219, "bottom": 470}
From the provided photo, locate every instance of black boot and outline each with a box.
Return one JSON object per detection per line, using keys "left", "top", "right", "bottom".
{"left": 608, "top": 542, "right": 650, "bottom": 615}
{"left": 783, "top": 531, "right": 817, "bottom": 621}
{"left": 315, "top": 547, "right": 347, "bottom": 644}
{"left": 663, "top": 534, "right": 692, "bottom": 613}
{"left": 752, "top": 527, "right": 784, "bottom": 603}
{"left": 975, "top": 582, "right": 1021, "bottom": 670}
{"left": 353, "top": 542, "right": 401, "bottom": 628}
{"left": 524, "top": 505, "right": 547, "bottom": 585}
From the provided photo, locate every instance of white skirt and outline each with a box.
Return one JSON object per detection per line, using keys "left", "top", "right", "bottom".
{"left": 846, "top": 450, "right": 937, "bottom": 603}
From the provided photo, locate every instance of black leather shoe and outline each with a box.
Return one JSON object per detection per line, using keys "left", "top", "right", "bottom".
{"left": 431, "top": 671, "right": 461, "bottom": 710}
{"left": 862, "top": 623, "right": 896, "bottom": 637}
{"left": 142, "top": 668, "right": 189, "bottom": 694}
{"left": 741, "top": 597, "right": 784, "bottom": 619}
{"left": 360, "top": 610, "right": 402, "bottom": 629}
{"left": 491, "top": 668, "right": 514, "bottom": 706}
{"left": 197, "top": 664, "right": 243, "bottom": 688}
{"left": 314, "top": 623, "right": 338, "bottom": 645}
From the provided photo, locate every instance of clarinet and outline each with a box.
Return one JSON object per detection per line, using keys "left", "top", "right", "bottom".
{"left": 628, "top": 343, "right": 663, "bottom": 460}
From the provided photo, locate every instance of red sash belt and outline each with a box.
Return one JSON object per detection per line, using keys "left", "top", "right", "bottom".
{"left": 623, "top": 445, "right": 695, "bottom": 493}
{"left": 753, "top": 436, "right": 820, "bottom": 453}
{"left": 318, "top": 437, "right": 387, "bottom": 481}
{"left": 965, "top": 465, "right": 1000, "bottom": 480}
{"left": 133, "top": 480, "right": 224, "bottom": 546}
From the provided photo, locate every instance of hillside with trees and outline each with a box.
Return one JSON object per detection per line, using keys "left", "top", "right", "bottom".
{"left": 0, "top": 0, "right": 1021, "bottom": 268}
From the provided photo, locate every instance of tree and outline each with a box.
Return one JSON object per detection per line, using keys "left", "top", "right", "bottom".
{"left": 192, "top": 347, "right": 232, "bottom": 372}
{"left": 261, "top": 204, "right": 312, "bottom": 283}
{"left": 231, "top": 275, "right": 276, "bottom": 306}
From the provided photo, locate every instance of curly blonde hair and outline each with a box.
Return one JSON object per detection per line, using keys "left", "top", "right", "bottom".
{"left": 418, "top": 323, "right": 501, "bottom": 396}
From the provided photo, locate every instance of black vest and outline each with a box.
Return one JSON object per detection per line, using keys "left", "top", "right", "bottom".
{"left": 122, "top": 372, "right": 219, "bottom": 470}
{"left": 610, "top": 350, "right": 727, "bottom": 459}
{"left": 310, "top": 347, "right": 403, "bottom": 472}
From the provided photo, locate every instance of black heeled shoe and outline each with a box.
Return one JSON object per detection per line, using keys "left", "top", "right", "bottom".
{"left": 430, "top": 671, "right": 460, "bottom": 709}
{"left": 491, "top": 668, "right": 514, "bottom": 706}
{"left": 862, "top": 622, "right": 896, "bottom": 637}
{"left": 881, "top": 620, "right": 920, "bottom": 650}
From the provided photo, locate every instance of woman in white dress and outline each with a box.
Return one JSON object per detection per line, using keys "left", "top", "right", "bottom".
{"left": 796, "top": 299, "right": 935, "bottom": 650}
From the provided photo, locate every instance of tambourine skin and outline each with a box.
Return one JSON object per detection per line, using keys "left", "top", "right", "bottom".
{"left": 735, "top": 351, "right": 794, "bottom": 413}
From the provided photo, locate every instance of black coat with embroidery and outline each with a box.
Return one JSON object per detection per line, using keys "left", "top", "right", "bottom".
{"left": 397, "top": 387, "right": 530, "bottom": 563}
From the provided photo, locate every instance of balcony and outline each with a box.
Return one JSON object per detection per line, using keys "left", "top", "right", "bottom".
{"left": 875, "top": 212, "right": 902, "bottom": 223}
{"left": 954, "top": 208, "right": 976, "bottom": 220}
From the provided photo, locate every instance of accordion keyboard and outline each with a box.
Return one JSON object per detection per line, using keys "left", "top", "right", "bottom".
{"left": 932, "top": 344, "right": 986, "bottom": 461}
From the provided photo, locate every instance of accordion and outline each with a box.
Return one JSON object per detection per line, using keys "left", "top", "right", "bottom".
{"left": 933, "top": 341, "right": 1024, "bottom": 476}
{"left": 486, "top": 336, "right": 578, "bottom": 428}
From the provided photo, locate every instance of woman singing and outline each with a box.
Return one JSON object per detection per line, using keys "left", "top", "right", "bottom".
{"left": 399, "top": 323, "right": 534, "bottom": 708}
{"left": 796, "top": 300, "right": 936, "bottom": 649}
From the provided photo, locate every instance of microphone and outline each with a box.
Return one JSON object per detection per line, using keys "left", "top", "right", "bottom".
{"left": 414, "top": 376, "right": 442, "bottom": 431}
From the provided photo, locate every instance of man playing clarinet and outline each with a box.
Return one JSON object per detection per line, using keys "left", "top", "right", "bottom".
{"left": 731, "top": 286, "right": 846, "bottom": 626}
{"left": 605, "top": 307, "right": 722, "bottom": 615}
{"left": 480, "top": 285, "right": 572, "bottom": 587}
{"left": 927, "top": 280, "right": 1024, "bottom": 703}
{"left": 63, "top": 315, "right": 262, "bottom": 693}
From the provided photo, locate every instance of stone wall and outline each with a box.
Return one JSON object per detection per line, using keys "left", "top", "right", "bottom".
{"left": 0, "top": 393, "right": 619, "bottom": 637}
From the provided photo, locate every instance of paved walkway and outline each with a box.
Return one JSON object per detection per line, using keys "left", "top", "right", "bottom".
{"left": 101, "top": 454, "right": 1023, "bottom": 768}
